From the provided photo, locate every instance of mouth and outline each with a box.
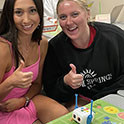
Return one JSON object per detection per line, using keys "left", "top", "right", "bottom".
{"left": 65, "top": 26, "right": 79, "bottom": 39}
{"left": 67, "top": 26, "right": 78, "bottom": 32}
{"left": 22, "top": 24, "right": 33, "bottom": 30}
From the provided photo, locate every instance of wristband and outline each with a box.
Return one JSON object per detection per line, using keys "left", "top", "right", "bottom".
{"left": 24, "top": 96, "right": 30, "bottom": 107}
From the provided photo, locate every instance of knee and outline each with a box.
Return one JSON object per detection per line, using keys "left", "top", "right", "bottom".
{"left": 59, "top": 106, "right": 69, "bottom": 116}
{"left": 32, "top": 95, "right": 69, "bottom": 114}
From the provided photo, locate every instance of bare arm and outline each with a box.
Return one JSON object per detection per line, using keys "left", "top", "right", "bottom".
{"left": 24, "top": 36, "right": 48, "bottom": 99}
{"left": 0, "top": 37, "right": 48, "bottom": 112}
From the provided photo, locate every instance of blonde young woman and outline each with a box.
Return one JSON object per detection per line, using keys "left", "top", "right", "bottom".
{"left": 43, "top": 0, "right": 124, "bottom": 111}
{"left": 0, "top": 0, "right": 68, "bottom": 123}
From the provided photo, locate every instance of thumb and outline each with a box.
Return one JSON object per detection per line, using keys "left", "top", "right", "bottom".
{"left": 16, "top": 60, "right": 25, "bottom": 71}
{"left": 70, "top": 64, "right": 76, "bottom": 74}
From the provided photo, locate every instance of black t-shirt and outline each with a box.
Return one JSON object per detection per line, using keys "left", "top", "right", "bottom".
{"left": 43, "top": 22, "right": 124, "bottom": 103}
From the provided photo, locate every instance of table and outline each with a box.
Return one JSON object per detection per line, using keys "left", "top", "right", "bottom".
{"left": 47, "top": 94, "right": 124, "bottom": 124}
{"left": 101, "top": 94, "right": 124, "bottom": 109}
{"left": 113, "top": 22, "right": 124, "bottom": 30}
{"left": 117, "top": 90, "right": 124, "bottom": 97}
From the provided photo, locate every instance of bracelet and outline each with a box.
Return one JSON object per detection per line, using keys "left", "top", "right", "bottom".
{"left": 24, "top": 96, "right": 30, "bottom": 107}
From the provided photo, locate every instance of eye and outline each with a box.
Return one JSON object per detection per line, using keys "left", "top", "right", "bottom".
{"left": 77, "top": 117, "right": 81, "bottom": 122}
{"left": 14, "top": 10, "right": 23, "bottom": 16}
{"left": 29, "top": 8, "right": 37, "bottom": 14}
{"left": 59, "top": 15, "right": 67, "bottom": 20}
{"left": 73, "top": 114, "right": 76, "bottom": 119}
{"left": 72, "top": 12, "right": 79, "bottom": 18}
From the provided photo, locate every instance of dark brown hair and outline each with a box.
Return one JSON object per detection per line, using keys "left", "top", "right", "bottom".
{"left": 0, "top": 0, "right": 44, "bottom": 68}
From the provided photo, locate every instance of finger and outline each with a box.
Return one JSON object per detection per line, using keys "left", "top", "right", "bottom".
{"left": 73, "top": 83, "right": 80, "bottom": 87}
{"left": 16, "top": 60, "right": 25, "bottom": 71}
{"left": 22, "top": 71, "right": 33, "bottom": 78}
{"left": 71, "top": 85, "right": 81, "bottom": 89}
{"left": 22, "top": 76, "right": 33, "bottom": 83}
{"left": 70, "top": 63, "right": 76, "bottom": 74}
{"left": 21, "top": 82, "right": 32, "bottom": 88}
{"left": 76, "top": 83, "right": 82, "bottom": 86}
{"left": 72, "top": 83, "right": 82, "bottom": 89}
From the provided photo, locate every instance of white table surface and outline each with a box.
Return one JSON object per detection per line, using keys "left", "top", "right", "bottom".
{"left": 113, "top": 22, "right": 124, "bottom": 30}
{"left": 117, "top": 90, "right": 124, "bottom": 97}
{"left": 101, "top": 94, "right": 124, "bottom": 109}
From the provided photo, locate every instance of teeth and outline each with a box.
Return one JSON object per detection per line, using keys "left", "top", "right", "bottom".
{"left": 22, "top": 25, "right": 32, "bottom": 29}
{"left": 68, "top": 27, "right": 77, "bottom": 31}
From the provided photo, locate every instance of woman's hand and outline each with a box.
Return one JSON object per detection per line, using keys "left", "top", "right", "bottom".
{"left": 8, "top": 60, "right": 33, "bottom": 88}
{"left": 64, "top": 64, "right": 83, "bottom": 89}
{"left": 0, "top": 97, "right": 26, "bottom": 112}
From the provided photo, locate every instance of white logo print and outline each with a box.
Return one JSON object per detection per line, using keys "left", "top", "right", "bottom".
{"left": 80, "top": 69, "right": 97, "bottom": 88}
{"left": 80, "top": 69, "right": 112, "bottom": 89}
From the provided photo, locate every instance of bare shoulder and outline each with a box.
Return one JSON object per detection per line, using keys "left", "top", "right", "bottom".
{"left": 40, "top": 36, "right": 48, "bottom": 48}
{"left": 40, "top": 36, "right": 48, "bottom": 55}
{"left": 0, "top": 37, "right": 11, "bottom": 76}
{"left": 0, "top": 37, "right": 10, "bottom": 58}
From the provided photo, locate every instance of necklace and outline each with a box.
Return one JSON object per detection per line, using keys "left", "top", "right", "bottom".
{"left": 18, "top": 40, "right": 33, "bottom": 61}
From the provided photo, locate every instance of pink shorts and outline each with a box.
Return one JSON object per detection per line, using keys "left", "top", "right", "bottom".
{"left": 0, "top": 100, "right": 37, "bottom": 124}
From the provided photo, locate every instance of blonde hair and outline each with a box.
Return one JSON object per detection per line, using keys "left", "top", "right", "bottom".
{"left": 56, "top": 0, "right": 89, "bottom": 14}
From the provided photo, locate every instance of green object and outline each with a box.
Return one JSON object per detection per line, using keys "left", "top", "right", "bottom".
{"left": 47, "top": 99, "right": 124, "bottom": 124}
{"left": 99, "top": 0, "right": 101, "bottom": 14}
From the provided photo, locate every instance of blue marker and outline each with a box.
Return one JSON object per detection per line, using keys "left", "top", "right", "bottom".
{"left": 87, "top": 100, "right": 93, "bottom": 124}
{"left": 75, "top": 94, "right": 78, "bottom": 109}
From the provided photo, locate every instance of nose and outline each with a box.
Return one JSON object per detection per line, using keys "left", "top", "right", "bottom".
{"left": 66, "top": 17, "right": 73, "bottom": 25}
{"left": 22, "top": 13, "right": 30, "bottom": 24}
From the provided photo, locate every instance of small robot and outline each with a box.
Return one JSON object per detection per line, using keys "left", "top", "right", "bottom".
{"left": 72, "top": 94, "right": 95, "bottom": 124}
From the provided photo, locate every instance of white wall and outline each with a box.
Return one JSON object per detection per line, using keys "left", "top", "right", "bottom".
{"left": 0, "top": 0, "right": 4, "bottom": 9}
{"left": 89, "top": 0, "right": 124, "bottom": 22}
{"left": 0, "top": 0, "right": 124, "bottom": 22}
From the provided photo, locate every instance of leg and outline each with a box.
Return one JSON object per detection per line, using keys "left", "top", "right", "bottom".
{"left": 33, "top": 120, "right": 42, "bottom": 124}
{"left": 32, "top": 95, "right": 69, "bottom": 124}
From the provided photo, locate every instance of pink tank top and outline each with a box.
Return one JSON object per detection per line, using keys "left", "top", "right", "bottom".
{"left": 1, "top": 37, "right": 40, "bottom": 102}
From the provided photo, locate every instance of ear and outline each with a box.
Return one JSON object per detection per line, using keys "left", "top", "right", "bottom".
{"left": 87, "top": 9, "right": 90, "bottom": 21}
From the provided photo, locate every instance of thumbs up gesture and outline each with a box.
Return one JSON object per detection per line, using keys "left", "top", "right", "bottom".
{"left": 64, "top": 64, "right": 83, "bottom": 89}
{"left": 16, "top": 60, "right": 25, "bottom": 71}
{"left": 8, "top": 60, "right": 33, "bottom": 88}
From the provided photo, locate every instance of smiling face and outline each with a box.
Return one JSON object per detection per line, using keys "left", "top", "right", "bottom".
{"left": 13, "top": 0, "right": 40, "bottom": 36}
{"left": 57, "top": 0, "right": 90, "bottom": 41}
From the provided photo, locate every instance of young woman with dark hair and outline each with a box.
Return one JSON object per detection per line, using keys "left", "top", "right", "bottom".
{"left": 0, "top": 0, "right": 68, "bottom": 123}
